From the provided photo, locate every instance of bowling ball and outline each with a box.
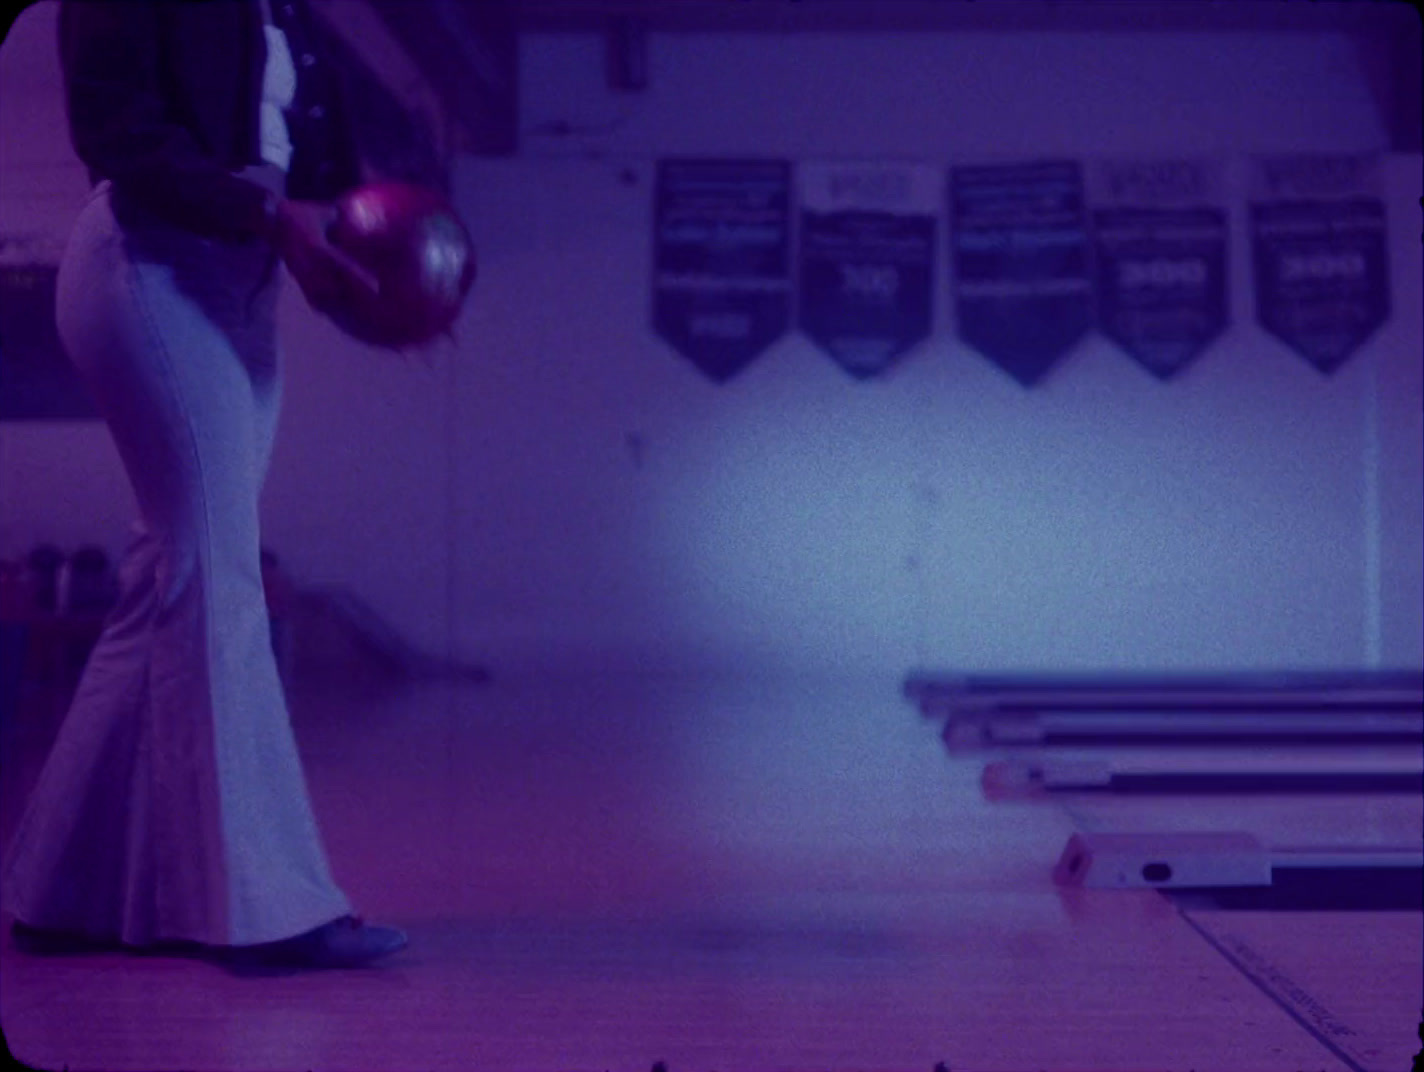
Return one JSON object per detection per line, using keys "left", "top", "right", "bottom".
{"left": 323, "top": 181, "right": 476, "bottom": 349}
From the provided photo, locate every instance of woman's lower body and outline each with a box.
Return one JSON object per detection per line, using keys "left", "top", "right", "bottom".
{"left": 0, "top": 181, "right": 355, "bottom": 951}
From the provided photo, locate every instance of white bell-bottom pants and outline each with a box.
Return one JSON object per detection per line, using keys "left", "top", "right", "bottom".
{"left": 1, "top": 181, "right": 351, "bottom": 947}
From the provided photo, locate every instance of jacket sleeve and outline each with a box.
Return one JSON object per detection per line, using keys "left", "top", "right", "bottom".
{"left": 58, "top": 0, "right": 273, "bottom": 242}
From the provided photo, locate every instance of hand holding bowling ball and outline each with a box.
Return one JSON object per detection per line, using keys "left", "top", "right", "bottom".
{"left": 322, "top": 181, "right": 477, "bottom": 350}
{"left": 273, "top": 199, "right": 378, "bottom": 316}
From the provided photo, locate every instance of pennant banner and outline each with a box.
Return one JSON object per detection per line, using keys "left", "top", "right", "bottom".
{"left": 653, "top": 159, "right": 792, "bottom": 383}
{"left": 950, "top": 160, "right": 1093, "bottom": 386}
{"left": 1250, "top": 155, "right": 1389, "bottom": 374}
{"left": 797, "top": 162, "right": 937, "bottom": 379}
{"left": 1089, "top": 160, "right": 1229, "bottom": 380}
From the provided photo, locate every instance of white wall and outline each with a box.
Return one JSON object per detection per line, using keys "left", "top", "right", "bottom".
{"left": 437, "top": 151, "right": 1421, "bottom": 677}
{"left": 2, "top": 4, "right": 1420, "bottom": 677}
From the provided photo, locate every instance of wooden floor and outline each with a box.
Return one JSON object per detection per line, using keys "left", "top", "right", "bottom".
{"left": 1, "top": 671, "right": 1419, "bottom": 1071}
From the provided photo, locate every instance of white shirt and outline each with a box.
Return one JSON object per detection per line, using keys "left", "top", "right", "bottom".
{"left": 256, "top": 0, "right": 296, "bottom": 171}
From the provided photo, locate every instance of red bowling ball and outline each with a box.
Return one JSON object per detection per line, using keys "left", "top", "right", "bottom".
{"left": 323, "top": 181, "right": 476, "bottom": 349}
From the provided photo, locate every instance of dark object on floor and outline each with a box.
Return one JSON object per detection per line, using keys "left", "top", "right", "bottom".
{"left": 66, "top": 545, "right": 117, "bottom": 614}
{"left": 24, "top": 546, "right": 65, "bottom": 614}
{"left": 1168, "top": 866, "right": 1424, "bottom": 912}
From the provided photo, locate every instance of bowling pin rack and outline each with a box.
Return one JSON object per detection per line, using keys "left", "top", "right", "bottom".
{"left": 904, "top": 670, "right": 1424, "bottom": 897}
{"left": 904, "top": 669, "right": 1424, "bottom": 751}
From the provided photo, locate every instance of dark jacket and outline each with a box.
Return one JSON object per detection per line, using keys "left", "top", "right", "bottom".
{"left": 59, "top": 0, "right": 364, "bottom": 242}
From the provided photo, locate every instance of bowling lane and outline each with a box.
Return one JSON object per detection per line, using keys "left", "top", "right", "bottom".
{"left": 0, "top": 671, "right": 1369, "bottom": 1070}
